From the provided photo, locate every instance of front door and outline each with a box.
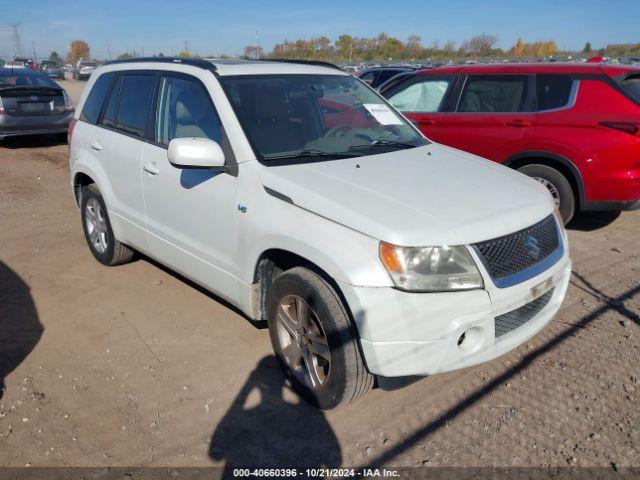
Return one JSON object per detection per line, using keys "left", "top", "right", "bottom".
{"left": 140, "top": 72, "right": 240, "bottom": 303}
{"left": 385, "top": 75, "right": 456, "bottom": 143}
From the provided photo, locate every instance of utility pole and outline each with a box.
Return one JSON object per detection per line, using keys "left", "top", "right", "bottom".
{"left": 32, "top": 41, "right": 37, "bottom": 61}
{"left": 256, "top": 30, "right": 260, "bottom": 59}
{"left": 107, "top": 44, "right": 112, "bottom": 61}
{"left": 183, "top": 40, "right": 190, "bottom": 54}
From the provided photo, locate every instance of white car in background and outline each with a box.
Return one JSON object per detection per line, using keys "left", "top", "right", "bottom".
{"left": 68, "top": 58, "right": 571, "bottom": 409}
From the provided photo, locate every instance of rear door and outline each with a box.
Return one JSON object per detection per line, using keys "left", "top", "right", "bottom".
{"left": 385, "top": 74, "right": 457, "bottom": 142}
{"left": 92, "top": 71, "right": 156, "bottom": 249}
{"left": 437, "top": 74, "right": 536, "bottom": 162}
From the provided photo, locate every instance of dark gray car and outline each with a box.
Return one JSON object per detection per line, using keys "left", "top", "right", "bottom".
{"left": 0, "top": 68, "right": 74, "bottom": 141}
{"left": 40, "top": 60, "right": 65, "bottom": 79}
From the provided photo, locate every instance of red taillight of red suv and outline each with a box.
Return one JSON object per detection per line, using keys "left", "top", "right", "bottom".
{"left": 599, "top": 121, "right": 640, "bottom": 137}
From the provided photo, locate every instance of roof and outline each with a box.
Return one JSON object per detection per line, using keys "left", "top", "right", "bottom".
{"left": 417, "top": 62, "right": 640, "bottom": 77}
{"left": 103, "top": 57, "right": 346, "bottom": 76}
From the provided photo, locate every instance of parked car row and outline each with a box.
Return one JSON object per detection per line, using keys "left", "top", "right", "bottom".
{"left": 379, "top": 62, "right": 640, "bottom": 223}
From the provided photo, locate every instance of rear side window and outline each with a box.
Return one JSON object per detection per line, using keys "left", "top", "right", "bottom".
{"left": 115, "top": 74, "right": 155, "bottom": 137}
{"left": 80, "top": 73, "right": 114, "bottom": 124}
{"left": 458, "top": 75, "right": 528, "bottom": 113}
{"left": 537, "top": 74, "right": 573, "bottom": 111}
{"left": 619, "top": 75, "right": 640, "bottom": 103}
{"left": 388, "top": 77, "right": 453, "bottom": 112}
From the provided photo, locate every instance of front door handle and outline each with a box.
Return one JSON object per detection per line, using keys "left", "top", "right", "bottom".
{"left": 506, "top": 119, "right": 532, "bottom": 128}
{"left": 90, "top": 140, "right": 102, "bottom": 151}
{"left": 142, "top": 163, "right": 160, "bottom": 175}
{"left": 417, "top": 118, "right": 438, "bottom": 126}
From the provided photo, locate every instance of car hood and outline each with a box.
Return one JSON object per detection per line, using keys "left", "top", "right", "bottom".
{"left": 259, "top": 144, "right": 555, "bottom": 246}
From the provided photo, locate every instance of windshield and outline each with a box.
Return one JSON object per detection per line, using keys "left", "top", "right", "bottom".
{"left": 221, "top": 74, "right": 427, "bottom": 163}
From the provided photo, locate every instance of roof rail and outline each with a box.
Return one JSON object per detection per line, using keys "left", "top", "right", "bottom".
{"left": 103, "top": 57, "right": 215, "bottom": 70}
{"left": 258, "top": 58, "right": 343, "bottom": 71}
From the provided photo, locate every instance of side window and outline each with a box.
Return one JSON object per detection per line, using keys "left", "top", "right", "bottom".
{"left": 537, "top": 74, "right": 573, "bottom": 111}
{"left": 115, "top": 74, "right": 155, "bottom": 137}
{"left": 154, "top": 75, "right": 222, "bottom": 146}
{"left": 100, "top": 75, "right": 121, "bottom": 128}
{"left": 388, "top": 78, "right": 453, "bottom": 112}
{"left": 618, "top": 75, "right": 640, "bottom": 103}
{"left": 80, "top": 73, "right": 114, "bottom": 124}
{"left": 376, "top": 70, "right": 401, "bottom": 85}
{"left": 458, "top": 76, "right": 528, "bottom": 113}
{"left": 359, "top": 71, "right": 377, "bottom": 85}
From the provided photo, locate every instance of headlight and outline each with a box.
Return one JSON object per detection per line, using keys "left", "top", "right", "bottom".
{"left": 379, "top": 242, "right": 484, "bottom": 292}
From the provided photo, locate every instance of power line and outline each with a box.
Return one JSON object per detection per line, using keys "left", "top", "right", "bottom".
{"left": 8, "top": 22, "right": 22, "bottom": 57}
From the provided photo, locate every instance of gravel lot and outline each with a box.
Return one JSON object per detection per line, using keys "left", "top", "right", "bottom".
{"left": 0, "top": 80, "right": 638, "bottom": 469}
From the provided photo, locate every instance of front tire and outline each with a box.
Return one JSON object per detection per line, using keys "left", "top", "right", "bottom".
{"left": 80, "top": 185, "right": 135, "bottom": 266}
{"left": 267, "top": 267, "right": 373, "bottom": 409}
{"left": 518, "top": 164, "right": 575, "bottom": 224}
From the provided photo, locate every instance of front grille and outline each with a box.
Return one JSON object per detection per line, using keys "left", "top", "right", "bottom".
{"left": 473, "top": 215, "right": 560, "bottom": 283}
{"left": 495, "top": 288, "right": 555, "bottom": 338}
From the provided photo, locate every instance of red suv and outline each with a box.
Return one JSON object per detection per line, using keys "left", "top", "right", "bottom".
{"left": 381, "top": 63, "right": 640, "bottom": 223}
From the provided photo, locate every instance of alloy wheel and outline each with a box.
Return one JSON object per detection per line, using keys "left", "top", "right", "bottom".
{"left": 85, "top": 198, "right": 108, "bottom": 254}
{"left": 275, "top": 294, "right": 331, "bottom": 390}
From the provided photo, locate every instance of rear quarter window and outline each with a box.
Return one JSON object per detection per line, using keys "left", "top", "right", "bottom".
{"left": 619, "top": 75, "right": 640, "bottom": 103}
{"left": 537, "top": 74, "right": 574, "bottom": 111}
{"left": 80, "top": 73, "right": 114, "bottom": 124}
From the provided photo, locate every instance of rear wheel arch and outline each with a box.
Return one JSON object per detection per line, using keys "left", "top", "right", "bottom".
{"left": 503, "top": 151, "right": 585, "bottom": 209}
{"left": 73, "top": 172, "right": 96, "bottom": 206}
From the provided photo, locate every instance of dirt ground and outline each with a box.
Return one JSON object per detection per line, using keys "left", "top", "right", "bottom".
{"left": 0, "top": 80, "right": 638, "bottom": 469}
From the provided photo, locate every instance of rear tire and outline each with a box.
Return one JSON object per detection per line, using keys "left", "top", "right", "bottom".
{"left": 80, "top": 185, "right": 135, "bottom": 266}
{"left": 267, "top": 267, "right": 373, "bottom": 409}
{"left": 518, "top": 164, "right": 575, "bottom": 224}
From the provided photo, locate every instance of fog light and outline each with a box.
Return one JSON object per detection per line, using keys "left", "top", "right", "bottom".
{"left": 457, "top": 326, "right": 484, "bottom": 352}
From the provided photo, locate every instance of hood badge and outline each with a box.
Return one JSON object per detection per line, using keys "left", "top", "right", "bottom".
{"left": 524, "top": 235, "right": 541, "bottom": 259}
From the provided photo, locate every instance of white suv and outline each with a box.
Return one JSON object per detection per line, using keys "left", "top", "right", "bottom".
{"left": 69, "top": 58, "right": 571, "bottom": 409}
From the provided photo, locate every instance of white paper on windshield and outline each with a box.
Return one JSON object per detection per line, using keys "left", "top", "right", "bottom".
{"left": 363, "top": 103, "right": 403, "bottom": 125}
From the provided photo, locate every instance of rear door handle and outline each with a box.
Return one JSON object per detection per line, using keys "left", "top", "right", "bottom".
{"left": 90, "top": 140, "right": 102, "bottom": 151}
{"left": 142, "top": 163, "right": 159, "bottom": 175}
{"left": 505, "top": 119, "right": 532, "bottom": 128}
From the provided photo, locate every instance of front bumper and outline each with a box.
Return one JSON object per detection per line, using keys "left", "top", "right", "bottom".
{"left": 339, "top": 253, "right": 571, "bottom": 377}
{"left": 0, "top": 111, "right": 73, "bottom": 139}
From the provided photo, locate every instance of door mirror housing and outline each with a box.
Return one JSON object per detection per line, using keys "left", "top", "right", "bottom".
{"left": 167, "top": 137, "right": 225, "bottom": 169}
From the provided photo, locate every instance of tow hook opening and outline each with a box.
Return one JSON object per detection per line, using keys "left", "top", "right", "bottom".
{"left": 457, "top": 326, "right": 484, "bottom": 352}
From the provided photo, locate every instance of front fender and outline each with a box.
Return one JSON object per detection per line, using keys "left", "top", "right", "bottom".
{"left": 238, "top": 192, "right": 393, "bottom": 288}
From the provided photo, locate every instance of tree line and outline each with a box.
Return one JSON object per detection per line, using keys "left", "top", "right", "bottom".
{"left": 59, "top": 35, "right": 640, "bottom": 64}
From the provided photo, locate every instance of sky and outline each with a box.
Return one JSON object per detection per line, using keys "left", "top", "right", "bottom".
{"left": 0, "top": 0, "right": 638, "bottom": 60}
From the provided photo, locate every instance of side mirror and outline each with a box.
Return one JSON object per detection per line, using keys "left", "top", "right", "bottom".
{"left": 168, "top": 137, "right": 225, "bottom": 169}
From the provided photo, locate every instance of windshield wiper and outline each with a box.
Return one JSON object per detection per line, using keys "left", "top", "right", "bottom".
{"left": 263, "top": 149, "right": 359, "bottom": 161}
{"left": 348, "top": 139, "right": 419, "bottom": 151}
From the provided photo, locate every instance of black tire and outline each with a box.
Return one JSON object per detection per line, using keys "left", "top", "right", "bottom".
{"left": 267, "top": 267, "right": 373, "bottom": 409}
{"left": 80, "top": 184, "right": 135, "bottom": 266}
{"left": 518, "top": 164, "right": 575, "bottom": 224}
